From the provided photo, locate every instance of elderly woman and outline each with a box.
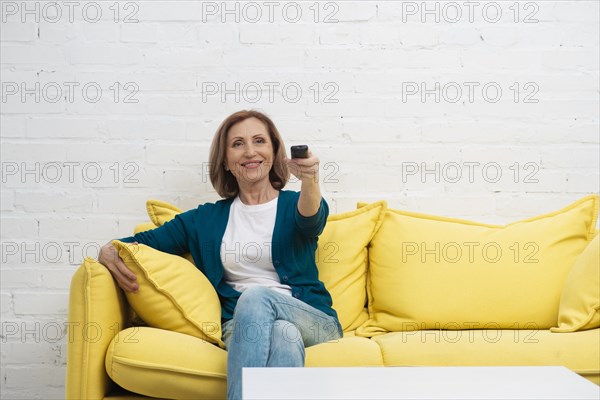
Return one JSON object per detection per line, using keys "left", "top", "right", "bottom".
{"left": 98, "top": 110, "right": 343, "bottom": 400}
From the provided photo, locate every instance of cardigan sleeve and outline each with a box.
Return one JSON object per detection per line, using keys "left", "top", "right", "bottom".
{"left": 116, "top": 209, "right": 193, "bottom": 255}
{"left": 294, "top": 196, "right": 329, "bottom": 238}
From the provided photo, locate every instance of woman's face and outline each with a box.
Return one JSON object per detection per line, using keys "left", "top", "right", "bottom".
{"left": 224, "top": 117, "right": 275, "bottom": 186}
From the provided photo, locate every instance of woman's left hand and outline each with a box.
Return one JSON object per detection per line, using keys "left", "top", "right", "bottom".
{"left": 284, "top": 149, "right": 319, "bottom": 184}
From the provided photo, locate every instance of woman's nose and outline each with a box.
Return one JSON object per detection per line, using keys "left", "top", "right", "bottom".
{"left": 244, "top": 144, "right": 256, "bottom": 156}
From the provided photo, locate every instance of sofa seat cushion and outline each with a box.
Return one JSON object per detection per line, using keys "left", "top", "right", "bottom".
{"left": 105, "top": 328, "right": 385, "bottom": 399}
{"left": 372, "top": 328, "right": 600, "bottom": 384}
{"left": 306, "top": 335, "right": 384, "bottom": 367}
{"left": 105, "top": 327, "right": 227, "bottom": 400}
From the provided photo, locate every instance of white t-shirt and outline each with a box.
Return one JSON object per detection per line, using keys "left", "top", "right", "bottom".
{"left": 220, "top": 194, "right": 292, "bottom": 296}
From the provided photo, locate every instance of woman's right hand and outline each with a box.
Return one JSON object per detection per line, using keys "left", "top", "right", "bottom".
{"left": 99, "top": 241, "right": 139, "bottom": 293}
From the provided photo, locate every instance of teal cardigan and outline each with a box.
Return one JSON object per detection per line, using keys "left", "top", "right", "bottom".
{"left": 119, "top": 190, "right": 339, "bottom": 324}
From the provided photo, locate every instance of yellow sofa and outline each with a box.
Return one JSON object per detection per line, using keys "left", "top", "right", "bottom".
{"left": 66, "top": 196, "right": 600, "bottom": 399}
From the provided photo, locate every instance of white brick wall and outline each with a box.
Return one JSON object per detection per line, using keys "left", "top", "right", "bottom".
{"left": 1, "top": 1, "right": 598, "bottom": 398}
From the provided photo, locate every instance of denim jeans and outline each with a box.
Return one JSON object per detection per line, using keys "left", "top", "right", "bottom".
{"left": 221, "top": 286, "right": 343, "bottom": 400}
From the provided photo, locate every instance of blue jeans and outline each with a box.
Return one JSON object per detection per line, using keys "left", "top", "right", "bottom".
{"left": 221, "top": 286, "right": 343, "bottom": 400}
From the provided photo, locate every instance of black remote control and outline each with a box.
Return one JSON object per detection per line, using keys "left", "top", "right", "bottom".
{"left": 291, "top": 145, "right": 309, "bottom": 159}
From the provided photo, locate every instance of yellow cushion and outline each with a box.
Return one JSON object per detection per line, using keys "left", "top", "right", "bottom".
{"left": 104, "top": 328, "right": 385, "bottom": 400}
{"left": 112, "top": 240, "right": 224, "bottom": 348}
{"left": 372, "top": 328, "right": 600, "bottom": 381}
{"left": 134, "top": 222, "right": 157, "bottom": 235}
{"left": 551, "top": 234, "right": 600, "bottom": 333}
{"left": 146, "top": 199, "right": 181, "bottom": 226}
{"left": 316, "top": 201, "right": 387, "bottom": 331}
{"left": 306, "top": 336, "right": 384, "bottom": 367}
{"left": 357, "top": 195, "right": 599, "bottom": 337}
{"left": 105, "top": 327, "right": 226, "bottom": 400}
{"left": 143, "top": 200, "right": 199, "bottom": 265}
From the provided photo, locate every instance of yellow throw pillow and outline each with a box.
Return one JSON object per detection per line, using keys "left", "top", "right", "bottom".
{"left": 134, "top": 222, "right": 158, "bottom": 234}
{"left": 551, "top": 234, "right": 600, "bottom": 333}
{"left": 147, "top": 199, "right": 182, "bottom": 226}
{"left": 112, "top": 240, "right": 224, "bottom": 348}
{"left": 317, "top": 201, "right": 387, "bottom": 331}
{"left": 357, "top": 195, "right": 599, "bottom": 337}
{"left": 141, "top": 200, "right": 196, "bottom": 265}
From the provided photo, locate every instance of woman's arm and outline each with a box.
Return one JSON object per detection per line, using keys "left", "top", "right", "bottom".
{"left": 298, "top": 177, "right": 321, "bottom": 217}
{"left": 286, "top": 149, "right": 330, "bottom": 238}
{"left": 98, "top": 209, "right": 194, "bottom": 292}
{"left": 287, "top": 149, "right": 322, "bottom": 217}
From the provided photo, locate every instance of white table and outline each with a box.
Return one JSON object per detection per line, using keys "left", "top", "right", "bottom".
{"left": 243, "top": 366, "right": 600, "bottom": 399}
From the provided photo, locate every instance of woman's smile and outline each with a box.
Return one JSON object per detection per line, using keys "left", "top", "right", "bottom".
{"left": 242, "top": 160, "right": 263, "bottom": 169}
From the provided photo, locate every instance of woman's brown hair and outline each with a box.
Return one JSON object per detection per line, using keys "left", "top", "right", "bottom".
{"left": 209, "top": 110, "right": 290, "bottom": 199}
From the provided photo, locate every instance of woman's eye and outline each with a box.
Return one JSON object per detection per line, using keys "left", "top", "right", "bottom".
{"left": 256, "top": 138, "right": 266, "bottom": 143}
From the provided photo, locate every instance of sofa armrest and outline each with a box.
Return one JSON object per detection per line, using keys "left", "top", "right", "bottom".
{"left": 66, "top": 257, "right": 132, "bottom": 400}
